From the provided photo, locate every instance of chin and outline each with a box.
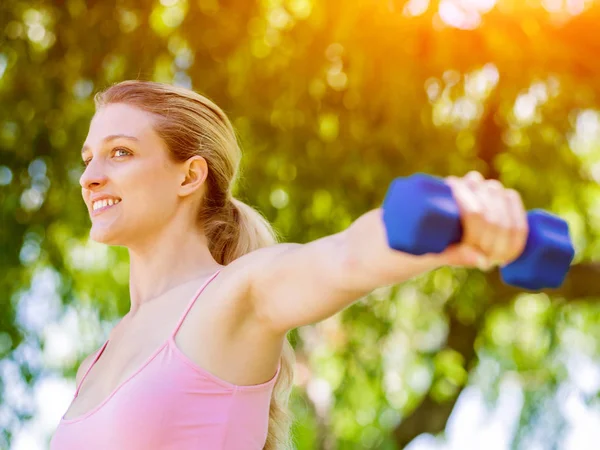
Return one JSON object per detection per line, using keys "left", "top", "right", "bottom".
{"left": 89, "top": 226, "right": 127, "bottom": 247}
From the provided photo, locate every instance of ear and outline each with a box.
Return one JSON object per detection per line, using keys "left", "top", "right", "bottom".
{"left": 178, "top": 155, "right": 208, "bottom": 197}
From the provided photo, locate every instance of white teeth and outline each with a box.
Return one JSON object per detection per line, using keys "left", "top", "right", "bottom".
{"left": 92, "top": 198, "right": 121, "bottom": 211}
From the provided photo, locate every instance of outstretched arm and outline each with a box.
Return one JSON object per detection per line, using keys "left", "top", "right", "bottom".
{"left": 244, "top": 172, "right": 527, "bottom": 335}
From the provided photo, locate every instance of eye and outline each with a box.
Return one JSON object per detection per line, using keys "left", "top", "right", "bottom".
{"left": 81, "top": 147, "right": 132, "bottom": 167}
{"left": 113, "top": 147, "right": 131, "bottom": 158}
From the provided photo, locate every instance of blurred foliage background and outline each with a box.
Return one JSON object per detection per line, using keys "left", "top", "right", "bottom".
{"left": 2, "top": 0, "right": 600, "bottom": 448}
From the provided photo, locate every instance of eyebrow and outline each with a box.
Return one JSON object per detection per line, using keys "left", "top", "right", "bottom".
{"left": 81, "top": 134, "right": 140, "bottom": 155}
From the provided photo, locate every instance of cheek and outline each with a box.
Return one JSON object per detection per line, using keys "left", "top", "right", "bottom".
{"left": 130, "top": 168, "right": 178, "bottom": 209}
{"left": 115, "top": 159, "right": 179, "bottom": 213}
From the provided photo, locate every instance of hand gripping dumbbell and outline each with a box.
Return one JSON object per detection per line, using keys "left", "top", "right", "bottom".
{"left": 382, "top": 173, "right": 575, "bottom": 290}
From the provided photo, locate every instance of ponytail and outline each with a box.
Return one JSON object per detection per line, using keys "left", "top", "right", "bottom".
{"left": 206, "top": 197, "right": 279, "bottom": 265}
{"left": 205, "top": 197, "right": 296, "bottom": 450}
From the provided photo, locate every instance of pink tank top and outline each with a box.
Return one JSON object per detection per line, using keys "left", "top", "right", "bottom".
{"left": 50, "top": 271, "right": 280, "bottom": 450}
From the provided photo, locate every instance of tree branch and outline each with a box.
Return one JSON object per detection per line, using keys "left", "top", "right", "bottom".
{"left": 486, "top": 262, "right": 600, "bottom": 301}
{"left": 392, "top": 313, "right": 480, "bottom": 448}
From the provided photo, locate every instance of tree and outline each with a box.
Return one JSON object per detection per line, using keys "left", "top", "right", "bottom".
{"left": 1, "top": 0, "right": 600, "bottom": 448}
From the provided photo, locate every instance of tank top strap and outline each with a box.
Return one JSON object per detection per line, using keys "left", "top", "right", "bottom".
{"left": 75, "top": 339, "right": 109, "bottom": 397}
{"left": 171, "top": 270, "right": 222, "bottom": 339}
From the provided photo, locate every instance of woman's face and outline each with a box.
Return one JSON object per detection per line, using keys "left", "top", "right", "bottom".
{"left": 80, "top": 103, "right": 186, "bottom": 247}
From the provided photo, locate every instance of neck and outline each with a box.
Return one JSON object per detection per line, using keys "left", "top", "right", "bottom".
{"left": 126, "top": 225, "right": 223, "bottom": 315}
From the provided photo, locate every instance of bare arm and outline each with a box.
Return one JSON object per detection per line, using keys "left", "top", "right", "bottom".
{"left": 244, "top": 172, "right": 529, "bottom": 335}
{"left": 246, "top": 208, "right": 444, "bottom": 335}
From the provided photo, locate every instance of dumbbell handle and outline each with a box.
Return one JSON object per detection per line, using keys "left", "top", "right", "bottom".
{"left": 382, "top": 174, "right": 575, "bottom": 290}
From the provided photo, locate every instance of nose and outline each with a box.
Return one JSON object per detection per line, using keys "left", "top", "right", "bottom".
{"left": 79, "top": 159, "right": 108, "bottom": 191}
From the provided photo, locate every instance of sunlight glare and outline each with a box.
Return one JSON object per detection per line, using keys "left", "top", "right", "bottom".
{"left": 438, "top": 0, "right": 498, "bottom": 29}
{"left": 403, "top": 0, "right": 430, "bottom": 16}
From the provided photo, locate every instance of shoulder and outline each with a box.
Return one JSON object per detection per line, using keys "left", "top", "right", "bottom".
{"left": 219, "top": 243, "right": 301, "bottom": 292}
{"left": 229, "top": 243, "right": 302, "bottom": 269}
{"left": 214, "top": 243, "right": 302, "bottom": 321}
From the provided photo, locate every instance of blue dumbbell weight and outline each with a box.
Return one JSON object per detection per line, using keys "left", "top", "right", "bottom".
{"left": 382, "top": 173, "right": 575, "bottom": 290}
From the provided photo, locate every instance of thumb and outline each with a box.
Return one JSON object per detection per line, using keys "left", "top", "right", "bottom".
{"left": 439, "top": 244, "right": 492, "bottom": 271}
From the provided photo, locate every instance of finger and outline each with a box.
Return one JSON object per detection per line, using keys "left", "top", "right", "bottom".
{"left": 476, "top": 180, "right": 512, "bottom": 264}
{"left": 503, "top": 188, "right": 529, "bottom": 264}
{"left": 446, "top": 177, "right": 483, "bottom": 225}
{"left": 446, "top": 176, "right": 490, "bottom": 267}
{"left": 442, "top": 243, "right": 490, "bottom": 268}
{"left": 464, "top": 171, "right": 485, "bottom": 185}
{"left": 456, "top": 176, "right": 487, "bottom": 253}
{"left": 462, "top": 172, "right": 488, "bottom": 251}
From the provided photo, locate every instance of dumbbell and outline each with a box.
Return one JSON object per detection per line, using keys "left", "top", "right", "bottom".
{"left": 382, "top": 173, "right": 575, "bottom": 290}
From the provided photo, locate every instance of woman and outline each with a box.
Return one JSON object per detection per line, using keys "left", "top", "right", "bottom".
{"left": 50, "top": 80, "right": 527, "bottom": 449}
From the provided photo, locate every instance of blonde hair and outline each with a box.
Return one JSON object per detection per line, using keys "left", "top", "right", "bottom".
{"left": 94, "top": 80, "right": 295, "bottom": 450}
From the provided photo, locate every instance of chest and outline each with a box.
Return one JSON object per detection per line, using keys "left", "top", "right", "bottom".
{"left": 52, "top": 347, "right": 238, "bottom": 449}
{"left": 61, "top": 270, "right": 278, "bottom": 423}
{"left": 74, "top": 329, "right": 167, "bottom": 411}
{"left": 63, "top": 282, "right": 226, "bottom": 422}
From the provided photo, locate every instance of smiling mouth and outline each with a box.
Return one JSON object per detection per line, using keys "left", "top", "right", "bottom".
{"left": 91, "top": 199, "right": 122, "bottom": 215}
